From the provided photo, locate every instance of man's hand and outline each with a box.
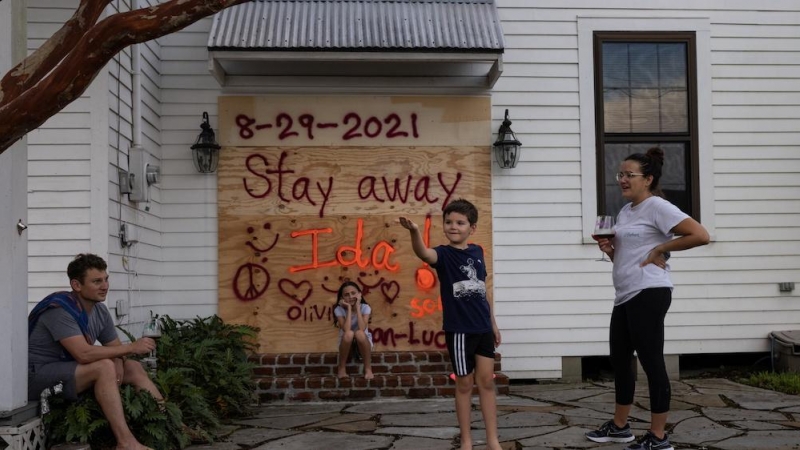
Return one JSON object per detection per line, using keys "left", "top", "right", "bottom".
{"left": 129, "top": 337, "right": 157, "bottom": 355}
{"left": 399, "top": 217, "right": 419, "bottom": 232}
{"left": 114, "top": 358, "right": 124, "bottom": 386}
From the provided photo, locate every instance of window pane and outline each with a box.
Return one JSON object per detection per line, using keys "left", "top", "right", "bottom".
{"left": 629, "top": 88, "right": 660, "bottom": 132}
{"left": 602, "top": 42, "right": 688, "bottom": 133}
{"left": 630, "top": 44, "right": 659, "bottom": 87}
{"left": 660, "top": 90, "right": 688, "bottom": 132}
{"left": 603, "top": 142, "right": 690, "bottom": 217}
{"left": 659, "top": 44, "right": 687, "bottom": 88}
{"left": 604, "top": 88, "right": 632, "bottom": 133}
{"left": 603, "top": 43, "right": 630, "bottom": 88}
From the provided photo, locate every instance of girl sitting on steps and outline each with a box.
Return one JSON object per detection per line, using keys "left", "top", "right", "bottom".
{"left": 333, "top": 281, "right": 374, "bottom": 379}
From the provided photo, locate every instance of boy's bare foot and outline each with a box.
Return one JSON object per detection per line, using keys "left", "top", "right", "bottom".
{"left": 365, "top": 370, "right": 374, "bottom": 380}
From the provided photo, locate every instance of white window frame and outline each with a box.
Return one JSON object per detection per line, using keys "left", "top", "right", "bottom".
{"left": 578, "top": 16, "right": 715, "bottom": 242}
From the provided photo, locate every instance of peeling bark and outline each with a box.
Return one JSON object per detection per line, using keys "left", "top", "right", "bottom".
{"left": 0, "top": 0, "right": 112, "bottom": 108}
{"left": 0, "top": 0, "right": 250, "bottom": 156}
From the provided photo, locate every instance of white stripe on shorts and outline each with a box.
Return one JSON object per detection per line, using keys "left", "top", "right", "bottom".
{"left": 455, "top": 333, "right": 466, "bottom": 376}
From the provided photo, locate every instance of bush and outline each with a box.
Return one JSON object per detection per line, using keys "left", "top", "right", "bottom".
{"left": 157, "top": 315, "right": 259, "bottom": 419}
{"left": 45, "top": 314, "right": 259, "bottom": 449}
{"left": 45, "top": 385, "right": 188, "bottom": 450}
{"left": 739, "top": 371, "right": 800, "bottom": 395}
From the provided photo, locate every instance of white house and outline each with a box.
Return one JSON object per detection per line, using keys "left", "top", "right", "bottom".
{"left": 2, "top": 0, "right": 800, "bottom": 416}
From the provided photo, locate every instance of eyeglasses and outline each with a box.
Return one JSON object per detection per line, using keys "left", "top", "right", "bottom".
{"left": 615, "top": 171, "right": 645, "bottom": 182}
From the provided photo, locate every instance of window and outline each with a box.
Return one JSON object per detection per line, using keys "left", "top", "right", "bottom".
{"left": 593, "top": 32, "right": 699, "bottom": 219}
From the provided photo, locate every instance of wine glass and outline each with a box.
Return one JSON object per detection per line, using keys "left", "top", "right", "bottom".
{"left": 141, "top": 314, "right": 161, "bottom": 371}
{"left": 592, "top": 215, "right": 616, "bottom": 262}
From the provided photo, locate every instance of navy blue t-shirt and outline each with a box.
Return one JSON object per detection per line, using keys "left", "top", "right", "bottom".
{"left": 432, "top": 244, "right": 493, "bottom": 334}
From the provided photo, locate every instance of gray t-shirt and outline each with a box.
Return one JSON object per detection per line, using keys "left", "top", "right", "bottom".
{"left": 612, "top": 196, "right": 689, "bottom": 305}
{"left": 29, "top": 302, "right": 117, "bottom": 369}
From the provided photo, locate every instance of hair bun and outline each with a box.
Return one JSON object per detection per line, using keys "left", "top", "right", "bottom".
{"left": 646, "top": 147, "right": 665, "bottom": 165}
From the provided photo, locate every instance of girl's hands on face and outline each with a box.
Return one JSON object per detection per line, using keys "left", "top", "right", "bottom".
{"left": 340, "top": 285, "right": 361, "bottom": 311}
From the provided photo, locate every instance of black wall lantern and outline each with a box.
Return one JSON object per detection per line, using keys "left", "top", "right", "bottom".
{"left": 191, "top": 112, "right": 221, "bottom": 173}
{"left": 493, "top": 109, "right": 522, "bottom": 169}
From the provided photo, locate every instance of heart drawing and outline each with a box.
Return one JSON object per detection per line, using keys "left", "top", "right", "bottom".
{"left": 380, "top": 280, "right": 400, "bottom": 304}
{"left": 278, "top": 279, "right": 313, "bottom": 305}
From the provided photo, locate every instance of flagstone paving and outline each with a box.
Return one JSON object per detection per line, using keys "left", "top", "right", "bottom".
{"left": 188, "top": 378, "right": 800, "bottom": 450}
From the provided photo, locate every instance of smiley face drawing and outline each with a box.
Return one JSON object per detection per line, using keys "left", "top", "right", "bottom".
{"left": 233, "top": 222, "right": 280, "bottom": 302}
{"left": 246, "top": 222, "right": 279, "bottom": 255}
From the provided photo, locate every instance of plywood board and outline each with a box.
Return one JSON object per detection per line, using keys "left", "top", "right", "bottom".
{"left": 218, "top": 96, "right": 493, "bottom": 353}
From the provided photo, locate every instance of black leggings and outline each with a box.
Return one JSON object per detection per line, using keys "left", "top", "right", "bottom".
{"left": 610, "top": 287, "right": 672, "bottom": 414}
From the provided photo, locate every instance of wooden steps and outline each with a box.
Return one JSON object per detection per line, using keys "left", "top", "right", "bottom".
{"left": 252, "top": 351, "right": 509, "bottom": 402}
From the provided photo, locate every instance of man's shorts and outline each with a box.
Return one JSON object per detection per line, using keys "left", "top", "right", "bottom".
{"left": 445, "top": 331, "right": 495, "bottom": 377}
{"left": 28, "top": 361, "right": 79, "bottom": 401}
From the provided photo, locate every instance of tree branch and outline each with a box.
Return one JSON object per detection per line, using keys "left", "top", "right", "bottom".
{"left": 0, "top": 0, "right": 251, "bottom": 155}
{"left": 0, "top": 0, "right": 111, "bottom": 108}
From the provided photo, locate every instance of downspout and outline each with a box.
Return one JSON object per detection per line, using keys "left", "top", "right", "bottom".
{"left": 131, "top": 0, "right": 142, "bottom": 146}
{"left": 126, "top": 0, "right": 142, "bottom": 325}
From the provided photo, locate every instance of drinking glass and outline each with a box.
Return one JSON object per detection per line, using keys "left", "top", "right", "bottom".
{"left": 592, "top": 215, "right": 616, "bottom": 262}
{"left": 141, "top": 315, "right": 161, "bottom": 371}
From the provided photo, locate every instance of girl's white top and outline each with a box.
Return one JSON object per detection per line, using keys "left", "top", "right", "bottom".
{"left": 334, "top": 303, "right": 371, "bottom": 333}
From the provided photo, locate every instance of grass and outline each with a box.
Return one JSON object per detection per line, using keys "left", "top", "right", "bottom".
{"left": 738, "top": 371, "right": 800, "bottom": 395}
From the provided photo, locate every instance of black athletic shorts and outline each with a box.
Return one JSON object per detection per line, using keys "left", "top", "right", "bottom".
{"left": 445, "top": 331, "right": 495, "bottom": 377}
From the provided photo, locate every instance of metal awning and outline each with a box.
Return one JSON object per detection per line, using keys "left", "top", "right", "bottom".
{"left": 207, "top": 0, "right": 505, "bottom": 89}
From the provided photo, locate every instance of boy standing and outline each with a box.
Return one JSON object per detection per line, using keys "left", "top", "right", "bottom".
{"left": 400, "top": 199, "right": 502, "bottom": 450}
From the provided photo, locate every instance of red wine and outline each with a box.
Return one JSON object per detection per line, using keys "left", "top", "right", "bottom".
{"left": 591, "top": 233, "right": 615, "bottom": 241}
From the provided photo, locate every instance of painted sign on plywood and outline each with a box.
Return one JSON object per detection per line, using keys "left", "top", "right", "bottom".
{"left": 218, "top": 96, "right": 492, "bottom": 353}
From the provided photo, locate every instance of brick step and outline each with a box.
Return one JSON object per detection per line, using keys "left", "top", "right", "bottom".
{"left": 251, "top": 351, "right": 509, "bottom": 403}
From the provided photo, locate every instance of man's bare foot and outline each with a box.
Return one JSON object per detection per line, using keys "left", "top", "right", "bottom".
{"left": 365, "top": 369, "right": 374, "bottom": 380}
{"left": 115, "top": 440, "right": 153, "bottom": 450}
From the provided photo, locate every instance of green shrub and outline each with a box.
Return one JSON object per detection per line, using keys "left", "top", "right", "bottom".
{"left": 157, "top": 315, "right": 259, "bottom": 418}
{"left": 45, "top": 314, "right": 259, "bottom": 449}
{"left": 45, "top": 385, "right": 188, "bottom": 450}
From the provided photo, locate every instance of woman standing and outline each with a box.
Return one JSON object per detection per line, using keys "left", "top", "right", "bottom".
{"left": 586, "top": 147, "right": 710, "bottom": 450}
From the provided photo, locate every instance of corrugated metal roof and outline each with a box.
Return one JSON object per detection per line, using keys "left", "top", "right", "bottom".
{"left": 208, "top": 0, "right": 504, "bottom": 51}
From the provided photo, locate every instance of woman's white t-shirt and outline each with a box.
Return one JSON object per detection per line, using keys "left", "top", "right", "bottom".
{"left": 612, "top": 196, "right": 689, "bottom": 306}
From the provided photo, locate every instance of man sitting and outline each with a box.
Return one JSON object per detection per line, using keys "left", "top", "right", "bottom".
{"left": 28, "top": 253, "right": 160, "bottom": 450}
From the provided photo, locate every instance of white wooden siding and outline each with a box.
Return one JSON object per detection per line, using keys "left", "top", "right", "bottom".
{"left": 159, "top": 17, "right": 220, "bottom": 319}
{"left": 26, "top": 0, "right": 94, "bottom": 300}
